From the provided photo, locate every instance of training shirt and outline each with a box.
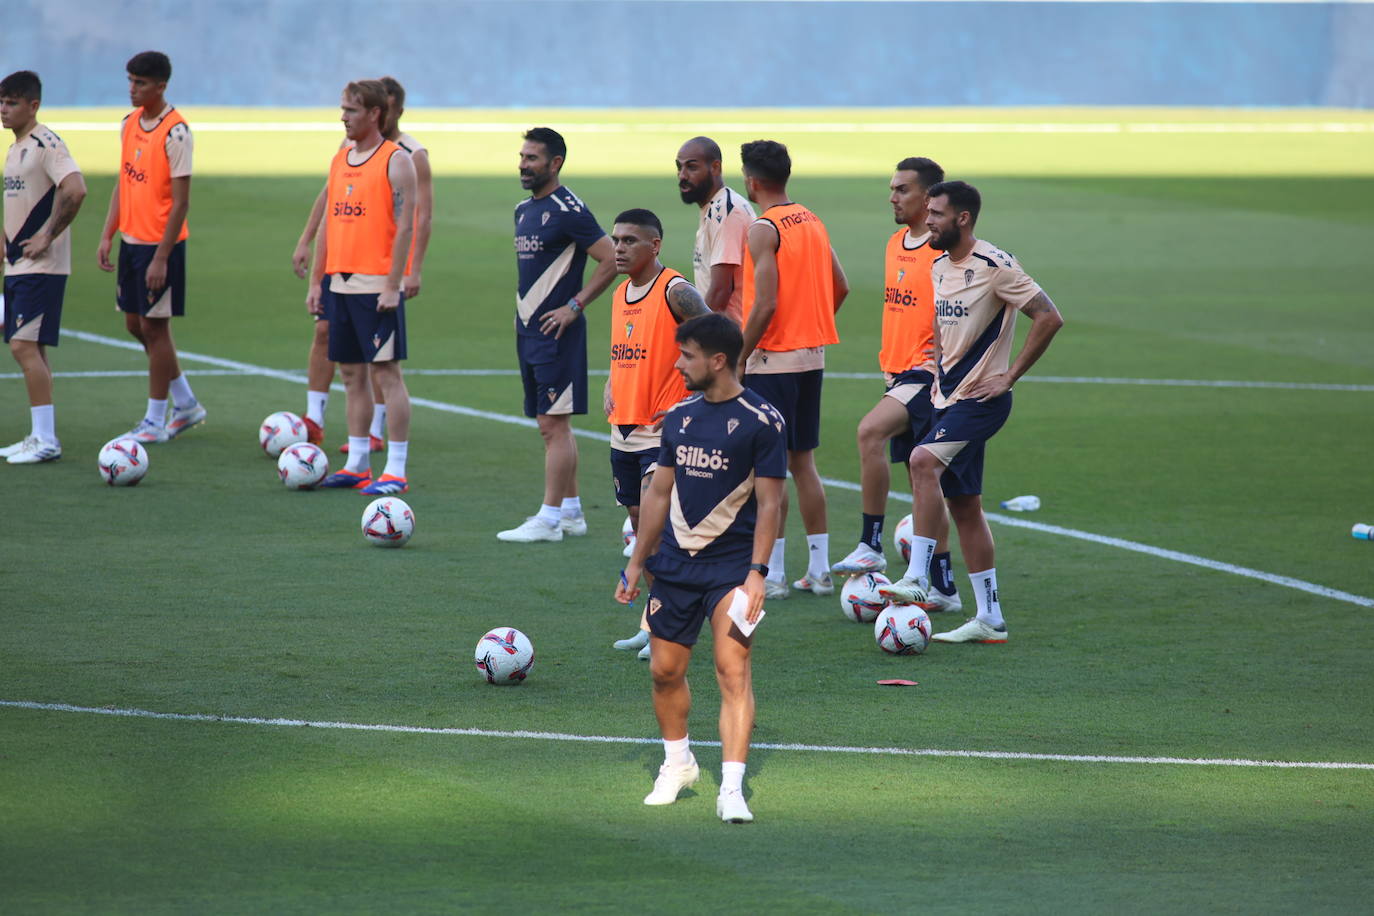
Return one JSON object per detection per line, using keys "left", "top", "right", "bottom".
{"left": 3, "top": 123, "right": 81, "bottom": 275}
{"left": 513, "top": 185, "right": 606, "bottom": 338}
{"left": 117, "top": 105, "right": 192, "bottom": 245}
{"left": 655, "top": 389, "right": 788, "bottom": 564}
{"left": 608, "top": 267, "right": 691, "bottom": 437}
{"left": 930, "top": 238, "right": 1043, "bottom": 410}
{"left": 879, "top": 228, "right": 939, "bottom": 376}
{"left": 741, "top": 202, "right": 839, "bottom": 374}
{"left": 341, "top": 131, "right": 425, "bottom": 276}
{"left": 325, "top": 140, "right": 404, "bottom": 292}
{"left": 692, "top": 185, "right": 754, "bottom": 325}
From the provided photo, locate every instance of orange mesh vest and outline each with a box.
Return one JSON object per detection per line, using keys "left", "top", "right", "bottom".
{"left": 879, "top": 229, "right": 939, "bottom": 374}
{"left": 608, "top": 268, "right": 690, "bottom": 427}
{"left": 325, "top": 140, "right": 400, "bottom": 276}
{"left": 118, "top": 108, "right": 189, "bottom": 243}
{"left": 741, "top": 203, "right": 838, "bottom": 351}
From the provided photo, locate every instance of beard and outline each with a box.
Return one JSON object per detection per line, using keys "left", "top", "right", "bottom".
{"left": 520, "top": 167, "right": 550, "bottom": 190}
{"left": 679, "top": 176, "right": 713, "bottom": 205}
{"left": 929, "top": 226, "right": 962, "bottom": 251}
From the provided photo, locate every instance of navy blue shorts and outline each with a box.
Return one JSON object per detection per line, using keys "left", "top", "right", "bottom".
{"left": 328, "top": 289, "right": 407, "bottom": 363}
{"left": 314, "top": 278, "right": 334, "bottom": 323}
{"left": 517, "top": 319, "right": 587, "bottom": 417}
{"left": 117, "top": 240, "right": 186, "bottom": 318}
{"left": 643, "top": 552, "right": 750, "bottom": 646}
{"left": 611, "top": 443, "right": 658, "bottom": 507}
{"left": 884, "top": 368, "right": 936, "bottom": 465}
{"left": 743, "top": 369, "right": 821, "bottom": 452}
{"left": 917, "top": 392, "right": 1013, "bottom": 497}
{"left": 4, "top": 274, "right": 66, "bottom": 346}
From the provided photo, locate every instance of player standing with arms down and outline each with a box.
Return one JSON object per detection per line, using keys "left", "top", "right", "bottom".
{"left": 1, "top": 71, "right": 87, "bottom": 464}
{"left": 498, "top": 127, "right": 616, "bottom": 543}
{"left": 602, "top": 209, "right": 711, "bottom": 657}
{"left": 880, "top": 181, "right": 1064, "bottom": 642}
{"left": 309, "top": 80, "right": 416, "bottom": 495}
{"left": 832, "top": 158, "right": 962, "bottom": 612}
{"left": 291, "top": 76, "right": 432, "bottom": 452}
{"left": 617, "top": 313, "right": 786, "bottom": 824}
{"left": 96, "top": 51, "right": 206, "bottom": 444}
{"left": 738, "top": 139, "right": 848, "bottom": 600}
{"left": 674, "top": 136, "right": 754, "bottom": 324}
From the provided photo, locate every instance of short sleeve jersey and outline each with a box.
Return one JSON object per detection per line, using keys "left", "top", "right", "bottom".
{"left": 4, "top": 124, "right": 81, "bottom": 275}
{"left": 930, "top": 238, "right": 1043, "bottom": 409}
{"left": 656, "top": 389, "right": 788, "bottom": 564}
{"left": 513, "top": 185, "right": 606, "bottom": 337}
{"left": 692, "top": 185, "right": 755, "bottom": 325}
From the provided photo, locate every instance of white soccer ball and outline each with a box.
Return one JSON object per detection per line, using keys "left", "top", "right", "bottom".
{"left": 259, "top": 411, "right": 307, "bottom": 457}
{"left": 874, "top": 604, "right": 933, "bottom": 655}
{"left": 97, "top": 437, "right": 149, "bottom": 486}
{"left": 474, "top": 626, "right": 535, "bottom": 685}
{"left": 361, "top": 496, "right": 415, "bottom": 547}
{"left": 839, "top": 572, "right": 892, "bottom": 623}
{"left": 893, "top": 514, "right": 914, "bottom": 564}
{"left": 277, "top": 442, "right": 328, "bottom": 490}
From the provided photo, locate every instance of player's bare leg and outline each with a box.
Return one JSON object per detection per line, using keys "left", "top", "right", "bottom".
{"left": 3, "top": 340, "right": 61, "bottom": 462}
{"left": 304, "top": 320, "right": 333, "bottom": 443}
{"left": 10, "top": 339, "right": 52, "bottom": 410}
{"left": 614, "top": 478, "right": 653, "bottom": 654}
{"left": 138, "top": 316, "right": 179, "bottom": 400}
{"left": 932, "top": 492, "right": 1006, "bottom": 643}
{"left": 835, "top": 397, "right": 909, "bottom": 574}
{"left": 711, "top": 592, "right": 755, "bottom": 822}
{"left": 643, "top": 636, "right": 700, "bottom": 806}
{"left": 788, "top": 448, "right": 833, "bottom": 595}
{"left": 361, "top": 361, "right": 411, "bottom": 493}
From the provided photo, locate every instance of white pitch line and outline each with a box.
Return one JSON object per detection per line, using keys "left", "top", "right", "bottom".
{"left": 4, "top": 700, "right": 1370, "bottom": 771}
{"left": 59, "top": 328, "right": 1373, "bottom": 608}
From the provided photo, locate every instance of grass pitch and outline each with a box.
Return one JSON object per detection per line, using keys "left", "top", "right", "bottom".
{"left": 2, "top": 108, "right": 1373, "bottom": 913}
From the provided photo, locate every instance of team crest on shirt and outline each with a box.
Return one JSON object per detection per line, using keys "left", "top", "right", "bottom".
{"left": 346, "top": 184, "right": 354, "bottom": 196}
{"left": 963, "top": 269, "right": 975, "bottom": 287}
{"left": 726, "top": 418, "right": 740, "bottom": 436}
{"left": 134, "top": 148, "right": 142, "bottom": 161}
{"left": 897, "top": 269, "right": 905, "bottom": 284}
{"left": 624, "top": 321, "right": 634, "bottom": 339}
{"left": 541, "top": 212, "right": 550, "bottom": 226}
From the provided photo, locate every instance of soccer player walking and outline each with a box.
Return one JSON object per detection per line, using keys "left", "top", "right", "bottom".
{"left": 675, "top": 136, "right": 755, "bottom": 324}
{"left": 602, "top": 209, "right": 711, "bottom": 657}
{"left": 738, "top": 140, "right": 848, "bottom": 600}
{"left": 880, "top": 181, "right": 1064, "bottom": 643}
{"left": 617, "top": 313, "right": 785, "bottom": 824}
{"left": 1, "top": 71, "right": 86, "bottom": 464}
{"left": 498, "top": 128, "right": 617, "bottom": 543}
{"left": 832, "top": 158, "right": 962, "bottom": 612}
{"left": 96, "top": 51, "right": 206, "bottom": 444}
{"left": 309, "top": 80, "right": 416, "bottom": 495}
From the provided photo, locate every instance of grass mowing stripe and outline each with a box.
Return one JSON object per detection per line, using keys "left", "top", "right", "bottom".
{"left": 63, "top": 327, "right": 1374, "bottom": 609}
{"left": 6, "top": 700, "right": 1372, "bottom": 771}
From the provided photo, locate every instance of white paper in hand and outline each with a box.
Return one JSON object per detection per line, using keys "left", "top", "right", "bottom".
{"left": 726, "top": 586, "right": 764, "bottom": 637}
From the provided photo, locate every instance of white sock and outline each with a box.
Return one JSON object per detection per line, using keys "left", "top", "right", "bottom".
{"left": 537, "top": 504, "right": 562, "bottom": 527}
{"left": 144, "top": 398, "right": 167, "bottom": 426}
{"left": 720, "top": 760, "right": 746, "bottom": 794}
{"left": 306, "top": 390, "right": 328, "bottom": 426}
{"left": 767, "top": 538, "right": 786, "bottom": 583}
{"left": 345, "top": 437, "right": 371, "bottom": 473}
{"left": 31, "top": 404, "right": 55, "bottom": 442}
{"left": 369, "top": 403, "right": 387, "bottom": 439}
{"left": 806, "top": 533, "right": 830, "bottom": 578}
{"left": 663, "top": 735, "right": 692, "bottom": 767}
{"left": 905, "top": 535, "right": 937, "bottom": 587}
{"left": 970, "top": 568, "right": 1004, "bottom": 628}
{"left": 382, "top": 439, "right": 408, "bottom": 478}
{"left": 168, "top": 374, "right": 196, "bottom": 410}
{"left": 561, "top": 496, "right": 583, "bottom": 518}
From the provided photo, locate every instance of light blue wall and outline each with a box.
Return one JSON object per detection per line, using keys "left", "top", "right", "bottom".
{"left": 7, "top": 0, "right": 1372, "bottom": 108}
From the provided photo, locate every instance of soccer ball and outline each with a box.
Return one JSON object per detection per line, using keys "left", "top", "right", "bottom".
{"left": 874, "top": 604, "right": 933, "bottom": 655}
{"left": 474, "top": 627, "right": 535, "bottom": 685}
{"left": 97, "top": 437, "right": 149, "bottom": 486}
{"left": 893, "top": 514, "right": 914, "bottom": 564}
{"left": 839, "top": 572, "right": 891, "bottom": 623}
{"left": 277, "top": 442, "right": 328, "bottom": 490}
{"left": 361, "top": 496, "right": 415, "bottom": 547}
{"left": 259, "top": 411, "right": 307, "bottom": 458}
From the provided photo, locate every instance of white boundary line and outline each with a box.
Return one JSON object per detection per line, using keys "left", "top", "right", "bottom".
{"left": 4, "top": 700, "right": 1370, "bottom": 771}
{"left": 57, "top": 328, "right": 1374, "bottom": 609}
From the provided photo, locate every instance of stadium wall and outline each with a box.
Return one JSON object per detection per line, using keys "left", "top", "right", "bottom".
{"left": 8, "top": 0, "right": 1373, "bottom": 108}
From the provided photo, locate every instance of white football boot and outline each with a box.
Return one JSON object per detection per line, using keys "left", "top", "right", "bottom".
{"left": 613, "top": 629, "right": 649, "bottom": 651}
{"left": 559, "top": 514, "right": 588, "bottom": 536}
{"left": 831, "top": 542, "right": 887, "bottom": 575}
{"left": 931, "top": 617, "right": 1008, "bottom": 644}
{"left": 878, "top": 576, "right": 929, "bottom": 606}
{"left": 6, "top": 437, "right": 61, "bottom": 464}
{"left": 792, "top": 572, "right": 835, "bottom": 596}
{"left": 644, "top": 755, "right": 700, "bottom": 805}
{"left": 497, "top": 517, "right": 563, "bottom": 542}
{"left": 716, "top": 789, "right": 754, "bottom": 824}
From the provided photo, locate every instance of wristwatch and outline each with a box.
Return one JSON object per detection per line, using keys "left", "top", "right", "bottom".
{"left": 567, "top": 297, "right": 583, "bottom": 315}
{"left": 748, "top": 563, "right": 769, "bottom": 577}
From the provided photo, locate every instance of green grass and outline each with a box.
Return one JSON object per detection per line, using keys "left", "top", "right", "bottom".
{"left": 3, "top": 109, "right": 1374, "bottom": 912}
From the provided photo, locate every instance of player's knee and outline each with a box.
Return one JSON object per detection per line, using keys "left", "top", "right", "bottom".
{"left": 909, "top": 446, "right": 943, "bottom": 478}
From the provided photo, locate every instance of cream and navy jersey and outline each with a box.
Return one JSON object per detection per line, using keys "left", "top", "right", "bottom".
{"left": 655, "top": 389, "right": 788, "bottom": 564}
{"left": 513, "top": 185, "right": 606, "bottom": 338}
{"left": 692, "top": 185, "right": 754, "bottom": 325}
{"left": 930, "top": 238, "right": 1042, "bottom": 409}
{"left": 4, "top": 123, "right": 81, "bottom": 276}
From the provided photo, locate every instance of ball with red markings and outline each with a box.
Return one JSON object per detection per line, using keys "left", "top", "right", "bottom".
{"left": 259, "top": 410, "right": 307, "bottom": 458}
{"left": 361, "top": 496, "right": 415, "bottom": 547}
{"left": 97, "top": 437, "right": 149, "bottom": 486}
{"left": 474, "top": 627, "right": 535, "bottom": 685}
{"left": 278, "top": 442, "right": 328, "bottom": 490}
{"left": 874, "top": 604, "right": 932, "bottom": 655}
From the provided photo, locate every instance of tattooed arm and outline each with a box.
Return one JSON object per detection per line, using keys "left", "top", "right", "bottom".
{"left": 381, "top": 149, "right": 417, "bottom": 312}
{"left": 666, "top": 279, "right": 712, "bottom": 323}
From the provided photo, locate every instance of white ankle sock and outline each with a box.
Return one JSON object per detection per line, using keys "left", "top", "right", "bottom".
{"left": 663, "top": 735, "right": 691, "bottom": 767}
{"left": 720, "top": 761, "right": 746, "bottom": 794}
{"left": 905, "top": 535, "right": 937, "bottom": 587}
{"left": 970, "top": 568, "right": 1004, "bottom": 628}
{"left": 369, "top": 403, "right": 387, "bottom": 439}
{"left": 168, "top": 374, "right": 195, "bottom": 410}
{"left": 345, "top": 437, "right": 371, "bottom": 473}
{"left": 561, "top": 496, "right": 583, "bottom": 518}
{"left": 382, "top": 440, "right": 408, "bottom": 478}
{"left": 306, "top": 391, "right": 328, "bottom": 426}
{"left": 144, "top": 398, "right": 167, "bottom": 426}
{"left": 31, "top": 404, "right": 55, "bottom": 442}
{"left": 806, "top": 533, "right": 830, "bottom": 578}
{"left": 537, "top": 504, "right": 561, "bottom": 527}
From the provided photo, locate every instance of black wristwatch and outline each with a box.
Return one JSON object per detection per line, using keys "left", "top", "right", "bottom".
{"left": 748, "top": 563, "right": 769, "bottom": 577}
